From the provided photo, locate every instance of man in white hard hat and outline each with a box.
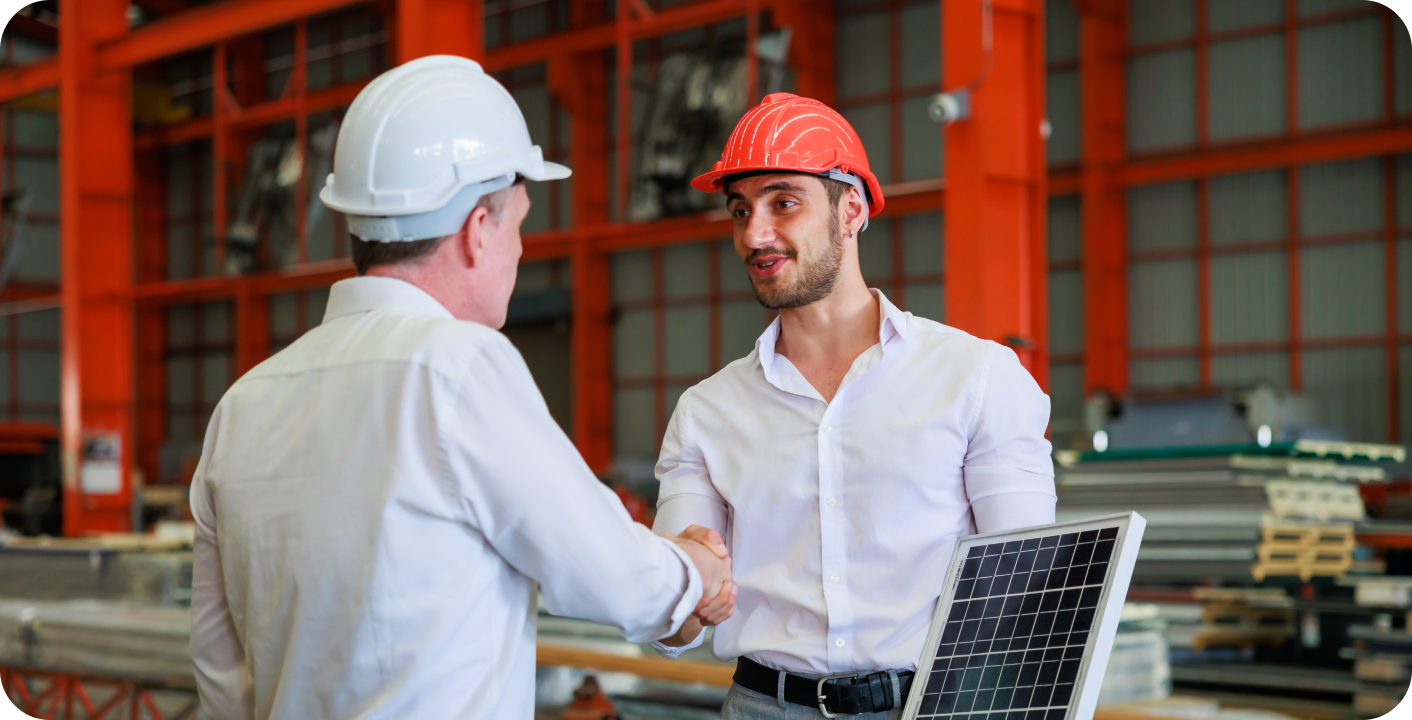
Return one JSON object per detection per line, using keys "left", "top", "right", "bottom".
{"left": 188, "top": 56, "right": 736, "bottom": 720}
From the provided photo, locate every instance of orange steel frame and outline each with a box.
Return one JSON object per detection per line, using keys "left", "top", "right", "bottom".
{"left": 1, "top": 0, "right": 1409, "bottom": 533}
{"left": 1, "top": 666, "right": 195, "bottom": 720}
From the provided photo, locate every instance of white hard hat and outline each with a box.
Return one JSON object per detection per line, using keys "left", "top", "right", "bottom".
{"left": 319, "top": 55, "right": 571, "bottom": 242}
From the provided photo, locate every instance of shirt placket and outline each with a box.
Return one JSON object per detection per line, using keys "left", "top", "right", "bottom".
{"left": 817, "top": 397, "right": 856, "bottom": 671}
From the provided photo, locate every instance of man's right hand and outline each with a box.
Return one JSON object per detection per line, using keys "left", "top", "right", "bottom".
{"left": 659, "top": 525, "right": 736, "bottom": 647}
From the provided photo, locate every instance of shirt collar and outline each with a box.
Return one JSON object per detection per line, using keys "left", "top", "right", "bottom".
{"left": 755, "top": 288, "right": 910, "bottom": 379}
{"left": 322, "top": 276, "right": 456, "bottom": 324}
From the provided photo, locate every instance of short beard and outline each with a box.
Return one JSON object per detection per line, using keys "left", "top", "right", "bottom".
{"left": 749, "top": 206, "right": 845, "bottom": 310}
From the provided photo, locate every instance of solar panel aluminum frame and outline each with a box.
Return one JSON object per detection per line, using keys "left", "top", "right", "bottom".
{"left": 900, "top": 512, "right": 1147, "bottom": 720}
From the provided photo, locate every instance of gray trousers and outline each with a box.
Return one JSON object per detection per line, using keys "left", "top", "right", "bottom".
{"left": 720, "top": 682, "right": 904, "bottom": 720}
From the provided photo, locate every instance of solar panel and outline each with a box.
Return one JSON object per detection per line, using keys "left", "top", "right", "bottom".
{"left": 901, "top": 512, "right": 1146, "bottom": 720}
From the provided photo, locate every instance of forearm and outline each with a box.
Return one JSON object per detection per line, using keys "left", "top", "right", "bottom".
{"left": 190, "top": 531, "right": 254, "bottom": 720}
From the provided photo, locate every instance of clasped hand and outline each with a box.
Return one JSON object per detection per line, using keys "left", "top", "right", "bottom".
{"left": 659, "top": 525, "right": 736, "bottom": 646}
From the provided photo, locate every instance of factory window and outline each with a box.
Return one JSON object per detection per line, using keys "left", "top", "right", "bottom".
{"left": 496, "top": 65, "right": 573, "bottom": 234}
{"left": 835, "top": 0, "right": 943, "bottom": 183}
{"left": 165, "top": 302, "right": 235, "bottom": 444}
{"left": 164, "top": 141, "right": 215, "bottom": 280}
{"left": 1126, "top": 155, "right": 1411, "bottom": 443}
{"left": 485, "top": 0, "right": 571, "bottom": 49}
{"left": 306, "top": 8, "right": 388, "bottom": 92}
{"left": 504, "top": 260, "right": 574, "bottom": 433}
{"left": 0, "top": 100, "right": 62, "bottom": 426}
{"left": 1047, "top": 0, "right": 1081, "bottom": 168}
{"left": 1049, "top": 195, "right": 1084, "bottom": 448}
{"left": 1126, "top": 0, "right": 1408, "bottom": 155}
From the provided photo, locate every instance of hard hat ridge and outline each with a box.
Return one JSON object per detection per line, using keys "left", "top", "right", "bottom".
{"left": 320, "top": 55, "right": 571, "bottom": 242}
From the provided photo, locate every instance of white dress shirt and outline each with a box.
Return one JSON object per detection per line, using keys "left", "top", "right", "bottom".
{"left": 190, "top": 276, "right": 702, "bottom": 720}
{"left": 652, "top": 290, "right": 1055, "bottom": 673}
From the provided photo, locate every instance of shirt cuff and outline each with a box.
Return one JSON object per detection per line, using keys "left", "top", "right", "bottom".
{"left": 657, "top": 535, "right": 704, "bottom": 640}
{"left": 650, "top": 625, "right": 708, "bottom": 658}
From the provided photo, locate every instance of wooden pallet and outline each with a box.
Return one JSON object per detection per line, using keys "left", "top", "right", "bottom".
{"left": 1259, "top": 521, "right": 1356, "bottom": 551}
{"left": 1251, "top": 548, "right": 1353, "bottom": 581}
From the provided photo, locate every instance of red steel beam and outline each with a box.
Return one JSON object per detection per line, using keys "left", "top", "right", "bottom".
{"left": 59, "top": 0, "right": 137, "bottom": 535}
{"left": 1121, "top": 125, "right": 1412, "bottom": 186}
{"left": 0, "top": 58, "right": 58, "bottom": 103}
{"left": 93, "top": 0, "right": 362, "bottom": 73}
{"left": 395, "top": 0, "right": 485, "bottom": 63}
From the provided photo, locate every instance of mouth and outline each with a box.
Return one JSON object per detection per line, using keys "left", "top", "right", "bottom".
{"left": 750, "top": 255, "right": 790, "bottom": 279}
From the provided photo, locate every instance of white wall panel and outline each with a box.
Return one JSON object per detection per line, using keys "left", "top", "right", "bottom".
{"left": 1302, "top": 241, "right": 1385, "bottom": 338}
{"left": 1400, "top": 237, "right": 1412, "bottom": 334}
{"left": 841, "top": 103, "right": 892, "bottom": 183}
{"left": 906, "top": 282, "right": 944, "bottom": 322}
{"left": 1128, "top": 50, "right": 1197, "bottom": 152}
{"left": 1303, "top": 346, "right": 1387, "bottom": 442}
{"left": 1300, "top": 158, "right": 1384, "bottom": 236}
{"left": 1048, "top": 0, "right": 1080, "bottom": 62}
{"left": 612, "top": 250, "right": 653, "bottom": 302}
{"left": 1212, "top": 251, "right": 1288, "bottom": 343}
{"left": 664, "top": 242, "right": 709, "bottom": 298}
{"left": 1130, "top": 258, "right": 1199, "bottom": 347}
{"left": 1129, "top": 181, "right": 1199, "bottom": 251}
{"left": 1049, "top": 195, "right": 1082, "bottom": 261}
{"left": 837, "top": 11, "right": 890, "bottom": 97}
{"left": 903, "top": 212, "right": 944, "bottom": 274}
{"left": 1131, "top": 357, "right": 1200, "bottom": 389}
{"left": 1208, "top": 0, "right": 1284, "bottom": 32}
{"left": 1050, "top": 269, "right": 1084, "bottom": 354}
{"left": 902, "top": 94, "right": 943, "bottom": 180}
{"left": 614, "top": 387, "right": 655, "bottom": 458}
{"left": 1208, "top": 35, "right": 1286, "bottom": 140}
{"left": 1130, "top": 0, "right": 1195, "bottom": 45}
{"left": 721, "top": 300, "right": 766, "bottom": 362}
{"left": 1397, "top": 17, "right": 1412, "bottom": 116}
{"left": 1298, "top": 17, "right": 1383, "bottom": 128}
{"left": 1212, "top": 351, "right": 1290, "bottom": 388}
{"left": 900, "top": 1, "right": 942, "bottom": 88}
{"left": 1210, "top": 170, "right": 1287, "bottom": 244}
{"left": 614, "top": 310, "right": 654, "bottom": 378}
{"left": 665, "top": 305, "right": 709, "bottom": 375}
{"left": 1047, "top": 70, "right": 1081, "bottom": 166}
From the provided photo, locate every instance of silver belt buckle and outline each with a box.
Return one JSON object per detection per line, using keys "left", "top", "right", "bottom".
{"left": 816, "top": 672, "right": 861, "bottom": 719}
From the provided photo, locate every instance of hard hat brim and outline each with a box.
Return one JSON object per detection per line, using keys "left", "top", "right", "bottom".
{"left": 527, "top": 161, "right": 572, "bottom": 182}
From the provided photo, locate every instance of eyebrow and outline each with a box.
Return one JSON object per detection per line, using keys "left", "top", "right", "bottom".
{"left": 726, "top": 181, "right": 810, "bottom": 204}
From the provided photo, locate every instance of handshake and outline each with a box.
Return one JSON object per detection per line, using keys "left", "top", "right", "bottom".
{"left": 660, "top": 525, "right": 737, "bottom": 647}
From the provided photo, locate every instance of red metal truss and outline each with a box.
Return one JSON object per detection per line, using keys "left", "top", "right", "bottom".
{"left": 1, "top": 666, "right": 196, "bottom": 720}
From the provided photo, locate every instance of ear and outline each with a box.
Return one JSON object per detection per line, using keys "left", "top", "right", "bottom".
{"left": 458, "top": 205, "right": 492, "bottom": 268}
{"left": 842, "top": 185, "right": 868, "bottom": 237}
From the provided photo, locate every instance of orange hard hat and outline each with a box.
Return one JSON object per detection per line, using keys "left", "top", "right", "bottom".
{"left": 692, "top": 93, "right": 885, "bottom": 217}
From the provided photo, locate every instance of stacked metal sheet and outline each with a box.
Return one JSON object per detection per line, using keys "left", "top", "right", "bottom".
{"left": 0, "top": 600, "right": 191, "bottom": 680}
{"left": 1053, "top": 448, "right": 1388, "bottom": 584}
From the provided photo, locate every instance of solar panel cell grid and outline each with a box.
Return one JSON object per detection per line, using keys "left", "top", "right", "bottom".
{"left": 913, "top": 525, "right": 1123, "bottom": 720}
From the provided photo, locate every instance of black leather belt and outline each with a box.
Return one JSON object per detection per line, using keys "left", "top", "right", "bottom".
{"left": 733, "top": 656, "right": 914, "bottom": 717}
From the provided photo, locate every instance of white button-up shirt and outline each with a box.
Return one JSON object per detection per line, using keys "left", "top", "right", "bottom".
{"left": 190, "top": 277, "right": 701, "bottom": 720}
{"left": 652, "top": 291, "right": 1055, "bottom": 673}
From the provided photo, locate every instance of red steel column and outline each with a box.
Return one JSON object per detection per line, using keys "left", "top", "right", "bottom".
{"left": 396, "top": 0, "right": 486, "bottom": 63}
{"left": 943, "top": 0, "right": 1049, "bottom": 385}
{"left": 135, "top": 149, "right": 167, "bottom": 493}
{"left": 1077, "top": 0, "right": 1128, "bottom": 397}
{"left": 552, "top": 0, "right": 614, "bottom": 473}
{"left": 59, "top": 0, "right": 136, "bottom": 534}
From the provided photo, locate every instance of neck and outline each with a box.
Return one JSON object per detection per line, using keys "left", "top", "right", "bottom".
{"left": 366, "top": 262, "right": 473, "bottom": 322}
{"left": 774, "top": 270, "right": 878, "bottom": 364}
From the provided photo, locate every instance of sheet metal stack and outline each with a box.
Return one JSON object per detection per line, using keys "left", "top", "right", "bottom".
{"left": 1052, "top": 441, "right": 1398, "bottom": 585}
{"left": 0, "top": 599, "right": 191, "bottom": 680}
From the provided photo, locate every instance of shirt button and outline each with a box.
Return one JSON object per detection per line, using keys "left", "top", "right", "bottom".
{"left": 830, "top": 574, "right": 840, "bottom": 583}
{"left": 822, "top": 425, "right": 832, "bottom": 432}
{"left": 835, "top": 639, "right": 845, "bottom": 647}
{"left": 826, "top": 497, "right": 837, "bottom": 507}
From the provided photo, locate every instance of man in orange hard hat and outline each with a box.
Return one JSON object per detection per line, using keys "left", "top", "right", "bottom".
{"left": 648, "top": 93, "right": 1058, "bottom": 719}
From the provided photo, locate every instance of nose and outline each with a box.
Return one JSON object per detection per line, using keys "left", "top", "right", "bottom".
{"left": 741, "top": 206, "right": 774, "bottom": 249}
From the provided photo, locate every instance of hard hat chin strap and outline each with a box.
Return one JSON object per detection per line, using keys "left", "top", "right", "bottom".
{"left": 346, "top": 172, "right": 517, "bottom": 242}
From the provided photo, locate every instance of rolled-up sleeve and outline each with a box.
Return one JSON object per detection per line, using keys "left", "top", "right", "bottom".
{"left": 441, "top": 337, "right": 702, "bottom": 644}
{"left": 962, "top": 345, "right": 1057, "bottom": 521}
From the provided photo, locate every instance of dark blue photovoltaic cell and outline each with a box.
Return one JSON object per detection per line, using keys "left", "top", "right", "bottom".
{"left": 914, "top": 526, "right": 1121, "bottom": 720}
